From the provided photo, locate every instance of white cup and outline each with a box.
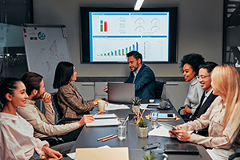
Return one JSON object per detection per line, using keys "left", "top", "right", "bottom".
{"left": 97, "top": 101, "right": 105, "bottom": 112}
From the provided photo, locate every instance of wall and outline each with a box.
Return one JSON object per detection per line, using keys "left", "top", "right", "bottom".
{"left": 33, "top": 0, "right": 223, "bottom": 77}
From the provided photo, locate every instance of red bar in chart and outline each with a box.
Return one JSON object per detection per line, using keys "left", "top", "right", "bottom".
{"left": 104, "top": 21, "right": 107, "bottom": 32}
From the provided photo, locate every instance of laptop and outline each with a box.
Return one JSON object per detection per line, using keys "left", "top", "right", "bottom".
{"left": 108, "top": 82, "right": 135, "bottom": 103}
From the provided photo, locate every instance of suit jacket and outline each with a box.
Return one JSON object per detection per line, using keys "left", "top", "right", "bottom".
{"left": 125, "top": 63, "right": 155, "bottom": 99}
{"left": 191, "top": 91, "right": 218, "bottom": 121}
{"left": 57, "top": 84, "right": 95, "bottom": 123}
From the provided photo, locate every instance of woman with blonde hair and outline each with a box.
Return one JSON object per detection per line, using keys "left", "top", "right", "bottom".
{"left": 171, "top": 65, "right": 240, "bottom": 159}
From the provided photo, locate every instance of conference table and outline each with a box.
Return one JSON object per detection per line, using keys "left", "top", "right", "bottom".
{"left": 68, "top": 99, "right": 212, "bottom": 160}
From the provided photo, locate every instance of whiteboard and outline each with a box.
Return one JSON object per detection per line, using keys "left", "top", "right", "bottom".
{"left": 23, "top": 24, "right": 71, "bottom": 93}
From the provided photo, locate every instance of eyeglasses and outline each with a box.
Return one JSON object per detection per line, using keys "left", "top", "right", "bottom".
{"left": 142, "top": 142, "right": 161, "bottom": 150}
{"left": 196, "top": 75, "right": 210, "bottom": 80}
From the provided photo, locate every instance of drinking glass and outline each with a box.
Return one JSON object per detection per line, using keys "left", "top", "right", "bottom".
{"left": 118, "top": 118, "right": 127, "bottom": 140}
{"left": 151, "top": 111, "right": 158, "bottom": 129}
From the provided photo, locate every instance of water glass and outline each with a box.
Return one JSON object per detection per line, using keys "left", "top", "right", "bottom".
{"left": 151, "top": 111, "right": 158, "bottom": 129}
{"left": 118, "top": 118, "right": 127, "bottom": 140}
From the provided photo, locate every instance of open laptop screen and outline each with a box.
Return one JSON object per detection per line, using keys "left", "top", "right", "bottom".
{"left": 108, "top": 82, "right": 135, "bottom": 103}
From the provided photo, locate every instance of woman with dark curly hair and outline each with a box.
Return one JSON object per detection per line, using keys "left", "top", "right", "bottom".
{"left": 180, "top": 53, "right": 205, "bottom": 119}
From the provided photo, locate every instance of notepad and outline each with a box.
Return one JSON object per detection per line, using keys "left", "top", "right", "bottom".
{"left": 75, "top": 147, "right": 129, "bottom": 160}
{"left": 86, "top": 118, "right": 119, "bottom": 127}
{"left": 164, "top": 144, "right": 199, "bottom": 154}
{"left": 94, "top": 114, "right": 117, "bottom": 119}
{"left": 105, "top": 103, "right": 130, "bottom": 110}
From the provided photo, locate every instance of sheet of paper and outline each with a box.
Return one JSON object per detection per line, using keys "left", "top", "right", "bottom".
{"left": 67, "top": 145, "right": 111, "bottom": 159}
{"left": 158, "top": 122, "right": 175, "bottom": 131}
{"left": 140, "top": 104, "right": 155, "bottom": 110}
{"left": 148, "top": 126, "right": 193, "bottom": 138}
{"left": 86, "top": 118, "right": 119, "bottom": 127}
{"left": 105, "top": 103, "right": 130, "bottom": 110}
{"left": 67, "top": 152, "right": 75, "bottom": 159}
{"left": 148, "top": 103, "right": 159, "bottom": 106}
{"left": 148, "top": 126, "right": 173, "bottom": 138}
{"left": 94, "top": 114, "right": 117, "bottom": 119}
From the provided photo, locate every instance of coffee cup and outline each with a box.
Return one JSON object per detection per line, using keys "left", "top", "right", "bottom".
{"left": 97, "top": 101, "right": 105, "bottom": 112}
{"left": 151, "top": 148, "right": 168, "bottom": 160}
{"left": 159, "top": 100, "right": 170, "bottom": 109}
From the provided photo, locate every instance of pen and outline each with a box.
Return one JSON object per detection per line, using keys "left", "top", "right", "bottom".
{"left": 115, "top": 114, "right": 123, "bottom": 125}
{"left": 95, "top": 89, "right": 104, "bottom": 93}
{"left": 102, "top": 135, "right": 117, "bottom": 142}
{"left": 93, "top": 112, "right": 100, "bottom": 116}
{"left": 123, "top": 116, "right": 129, "bottom": 125}
{"left": 97, "top": 134, "right": 113, "bottom": 141}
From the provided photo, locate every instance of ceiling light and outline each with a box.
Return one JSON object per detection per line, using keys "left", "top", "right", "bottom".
{"left": 134, "top": 0, "right": 144, "bottom": 11}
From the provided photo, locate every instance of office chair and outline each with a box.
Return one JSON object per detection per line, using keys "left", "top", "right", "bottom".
{"left": 155, "top": 81, "right": 166, "bottom": 99}
{"left": 36, "top": 93, "right": 81, "bottom": 146}
{"left": 228, "top": 129, "right": 240, "bottom": 160}
{"left": 51, "top": 93, "right": 81, "bottom": 124}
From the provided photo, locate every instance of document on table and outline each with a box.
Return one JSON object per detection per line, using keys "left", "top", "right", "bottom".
{"left": 140, "top": 104, "right": 155, "bottom": 110}
{"left": 148, "top": 126, "right": 173, "bottom": 138}
{"left": 148, "top": 126, "right": 193, "bottom": 138}
{"left": 67, "top": 145, "right": 110, "bottom": 159}
{"left": 75, "top": 147, "right": 129, "bottom": 160}
{"left": 94, "top": 113, "right": 117, "bottom": 119}
{"left": 105, "top": 103, "right": 129, "bottom": 110}
{"left": 86, "top": 118, "right": 119, "bottom": 127}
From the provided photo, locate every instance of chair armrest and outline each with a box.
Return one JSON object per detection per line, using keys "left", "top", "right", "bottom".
{"left": 229, "top": 152, "right": 240, "bottom": 160}
{"left": 178, "top": 106, "right": 185, "bottom": 115}
{"left": 40, "top": 136, "right": 64, "bottom": 146}
{"left": 56, "top": 118, "right": 81, "bottom": 125}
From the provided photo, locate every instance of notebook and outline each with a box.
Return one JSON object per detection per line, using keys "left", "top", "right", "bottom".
{"left": 164, "top": 144, "right": 199, "bottom": 154}
{"left": 75, "top": 147, "right": 129, "bottom": 160}
{"left": 108, "top": 82, "right": 135, "bottom": 103}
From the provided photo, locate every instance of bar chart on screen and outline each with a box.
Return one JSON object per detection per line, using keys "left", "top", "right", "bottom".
{"left": 89, "top": 11, "right": 169, "bottom": 62}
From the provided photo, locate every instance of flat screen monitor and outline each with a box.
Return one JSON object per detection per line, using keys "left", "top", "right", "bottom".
{"left": 80, "top": 7, "right": 178, "bottom": 63}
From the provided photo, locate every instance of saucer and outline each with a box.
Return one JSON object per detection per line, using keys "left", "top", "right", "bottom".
{"left": 97, "top": 110, "right": 106, "bottom": 113}
{"left": 156, "top": 105, "right": 171, "bottom": 110}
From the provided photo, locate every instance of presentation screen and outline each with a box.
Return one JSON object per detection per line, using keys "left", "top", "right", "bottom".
{"left": 80, "top": 7, "right": 178, "bottom": 63}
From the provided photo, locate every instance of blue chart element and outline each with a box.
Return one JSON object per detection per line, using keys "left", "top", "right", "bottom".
{"left": 38, "top": 32, "right": 46, "bottom": 40}
{"left": 136, "top": 42, "right": 138, "bottom": 51}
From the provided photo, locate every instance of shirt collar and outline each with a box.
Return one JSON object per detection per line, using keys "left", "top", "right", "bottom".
{"left": 26, "top": 99, "right": 35, "bottom": 105}
{"left": 205, "top": 88, "right": 213, "bottom": 98}
{"left": 133, "top": 65, "right": 142, "bottom": 77}
{"left": 190, "top": 77, "right": 198, "bottom": 86}
{"left": 0, "top": 112, "right": 21, "bottom": 121}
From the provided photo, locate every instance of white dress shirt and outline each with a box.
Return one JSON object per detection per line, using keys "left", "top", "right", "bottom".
{"left": 0, "top": 112, "right": 49, "bottom": 160}
{"left": 133, "top": 65, "right": 142, "bottom": 83}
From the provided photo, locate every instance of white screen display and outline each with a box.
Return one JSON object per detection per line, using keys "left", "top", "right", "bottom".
{"left": 89, "top": 12, "right": 170, "bottom": 62}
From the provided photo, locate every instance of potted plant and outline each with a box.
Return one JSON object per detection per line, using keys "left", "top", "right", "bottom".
{"left": 143, "top": 153, "right": 153, "bottom": 160}
{"left": 132, "top": 97, "right": 142, "bottom": 113}
{"left": 137, "top": 118, "right": 148, "bottom": 138}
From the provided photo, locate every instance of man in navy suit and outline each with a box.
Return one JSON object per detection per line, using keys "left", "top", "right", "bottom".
{"left": 103, "top": 51, "right": 155, "bottom": 99}
{"left": 124, "top": 51, "right": 155, "bottom": 99}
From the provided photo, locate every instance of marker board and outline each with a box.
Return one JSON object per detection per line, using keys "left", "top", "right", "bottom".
{"left": 23, "top": 24, "right": 71, "bottom": 93}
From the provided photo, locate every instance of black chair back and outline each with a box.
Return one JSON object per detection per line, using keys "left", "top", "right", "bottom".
{"left": 51, "top": 93, "right": 63, "bottom": 122}
{"left": 155, "top": 81, "right": 166, "bottom": 99}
